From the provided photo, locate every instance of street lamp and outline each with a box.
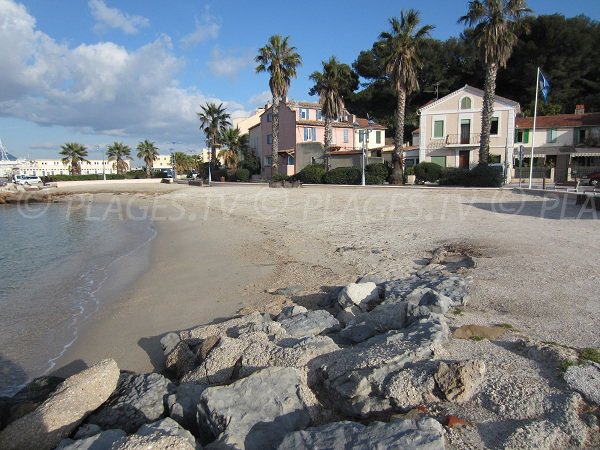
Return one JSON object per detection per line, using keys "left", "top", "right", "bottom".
{"left": 354, "top": 115, "right": 374, "bottom": 186}
{"left": 96, "top": 145, "right": 106, "bottom": 181}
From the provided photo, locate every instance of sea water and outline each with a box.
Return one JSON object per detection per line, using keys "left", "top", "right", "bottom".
{"left": 0, "top": 198, "right": 156, "bottom": 396}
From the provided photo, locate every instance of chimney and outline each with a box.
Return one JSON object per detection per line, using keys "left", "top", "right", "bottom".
{"left": 575, "top": 104, "right": 585, "bottom": 115}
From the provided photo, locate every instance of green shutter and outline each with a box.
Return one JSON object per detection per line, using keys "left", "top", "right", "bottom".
{"left": 524, "top": 129, "right": 530, "bottom": 144}
{"left": 434, "top": 120, "right": 444, "bottom": 138}
{"left": 431, "top": 156, "right": 446, "bottom": 167}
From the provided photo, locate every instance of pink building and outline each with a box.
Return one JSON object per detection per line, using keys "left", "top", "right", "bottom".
{"left": 248, "top": 100, "right": 386, "bottom": 178}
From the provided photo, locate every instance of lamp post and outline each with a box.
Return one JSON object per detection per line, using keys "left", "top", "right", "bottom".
{"left": 96, "top": 145, "right": 106, "bottom": 181}
{"left": 354, "top": 115, "right": 374, "bottom": 186}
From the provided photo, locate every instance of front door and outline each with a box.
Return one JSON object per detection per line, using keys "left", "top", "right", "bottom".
{"left": 460, "top": 119, "right": 471, "bottom": 144}
{"left": 459, "top": 150, "right": 470, "bottom": 169}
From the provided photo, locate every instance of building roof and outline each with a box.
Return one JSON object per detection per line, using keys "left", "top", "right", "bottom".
{"left": 297, "top": 119, "right": 354, "bottom": 128}
{"left": 355, "top": 117, "right": 386, "bottom": 130}
{"left": 516, "top": 113, "right": 600, "bottom": 129}
{"left": 287, "top": 100, "right": 321, "bottom": 109}
{"left": 418, "top": 85, "right": 520, "bottom": 113}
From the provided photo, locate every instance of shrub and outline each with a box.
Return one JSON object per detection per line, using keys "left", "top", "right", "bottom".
{"left": 366, "top": 163, "right": 390, "bottom": 183}
{"left": 468, "top": 164, "right": 503, "bottom": 187}
{"left": 212, "top": 168, "right": 228, "bottom": 181}
{"left": 323, "top": 167, "right": 361, "bottom": 185}
{"left": 241, "top": 155, "right": 261, "bottom": 175}
{"left": 235, "top": 168, "right": 250, "bottom": 182}
{"left": 439, "top": 168, "right": 470, "bottom": 186}
{"left": 295, "top": 164, "right": 325, "bottom": 184}
{"left": 271, "top": 173, "right": 289, "bottom": 182}
{"left": 404, "top": 166, "right": 415, "bottom": 176}
{"left": 414, "top": 162, "right": 444, "bottom": 183}
{"left": 366, "top": 173, "right": 384, "bottom": 185}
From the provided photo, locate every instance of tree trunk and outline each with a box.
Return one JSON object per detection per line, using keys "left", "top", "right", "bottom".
{"left": 390, "top": 89, "right": 406, "bottom": 185}
{"left": 479, "top": 63, "right": 498, "bottom": 166}
{"left": 324, "top": 116, "right": 332, "bottom": 171}
{"left": 146, "top": 163, "right": 151, "bottom": 178}
{"left": 271, "top": 96, "right": 280, "bottom": 178}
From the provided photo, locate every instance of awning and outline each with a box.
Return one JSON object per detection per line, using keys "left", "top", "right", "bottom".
{"left": 277, "top": 149, "right": 295, "bottom": 156}
{"left": 572, "top": 152, "right": 600, "bottom": 157}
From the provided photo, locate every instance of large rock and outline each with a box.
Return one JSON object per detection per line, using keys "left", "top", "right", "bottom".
{"left": 383, "top": 363, "right": 439, "bottom": 408}
{"left": 111, "top": 433, "right": 196, "bottom": 450}
{"left": 337, "top": 282, "right": 379, "bottom": 309}
{"left": 278, "top": 310, "right": 340, "bottom": 338}
{"left": 277, "top": 418, "right": 445, "bottom": 450}
{"left": 197, "top": 367, "right": 311, "bottom": 449}
{"left": 338, "top": 302, "right": 408, "bottom": 344}
{"left": 136, "top": 417, "right": 197, "bottom": 449}
{"left": 87, "top": 372, "right": 174, "bottom": 433}
{"left": 564, "top": 362, "right": 600, "bottom": 405}
{"left": 319, "top": 317, "right": 449, "bottom": 417}
{"left": 384, "top": 275, "right": 471, "bottom": 307}
{"left": 56, "top": 429, "right": 126, "bottom": 450}
{"left": 180, "top": 312, "right": 277, "bottom": 345}
{"left": 276, "top": 305, "right": 308, "bottom": 321}
{"left": 0, "top": 359, "right": 119, "bottom": 450}
{"left": 434, "top": 360, "right": 486, "bottom": 404}
{"left": 405, "top": 288, "right": 451, "bottom": 315}
{"left": 167, "top": 383, "right": 207, "bottom": 432}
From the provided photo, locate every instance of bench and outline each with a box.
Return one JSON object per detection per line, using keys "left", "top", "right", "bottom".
{"left": 554, "top": 180, "right": 580, "bottom": 192}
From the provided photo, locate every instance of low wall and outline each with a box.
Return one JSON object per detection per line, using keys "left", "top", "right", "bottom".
{"left": 54, "top": 179, "right": 163, "bottom": 188}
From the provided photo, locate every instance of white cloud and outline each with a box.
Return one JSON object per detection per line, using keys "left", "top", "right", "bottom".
{"left": 0, "top": 0, "right": 248, "bottom": 147}
{"left": 207, "top": 48, "right": 254, "bottom": 79}
{"left": 180, "top": 12, "right": 220, "bottom": 49}
{"left": 88, "top": 0, "right": 149, "bottom": 35}
{"left": 249, "top": 91, "right": 272, "bottom": 107}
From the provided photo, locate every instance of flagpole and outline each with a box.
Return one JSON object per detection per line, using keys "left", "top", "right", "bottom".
{"left": 528, "top": 67, "right": 540, "bottom": 189}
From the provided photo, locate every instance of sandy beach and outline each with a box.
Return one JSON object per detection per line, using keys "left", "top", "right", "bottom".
{"left": 28, "top": 182, "right": 597, "bottom": 378}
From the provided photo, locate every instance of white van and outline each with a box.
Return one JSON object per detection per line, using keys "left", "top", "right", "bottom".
{"left": 15, "top": 175, "right": 42, "bottom": 185}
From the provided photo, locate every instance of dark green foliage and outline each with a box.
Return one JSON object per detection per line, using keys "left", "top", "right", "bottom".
{"left": 439, "top": 168, "right": 470, "bottom": 186}
{"left": 235, "top": 168, "right": 250, "bottom": 182}
{"left": 468, "top": 165, "right": 503, "bottom": 187}
{"left": 322, "top": 167, "right": 361, "bottom": 185}
{"left": 366, "top": 163, "right": 391, "bottom": 181}
{"left": 42, "top": 173, "right": 129, "bottom": 182}
{"left": 404, "top": 166, "right": 415, "bottom": 175}
{"left": 241, "top": 154, "right": 261, "bottom": 175}
{"left": 212, "top": 168, "right": 228, "bottom": 181}
{"left": 414, "top": 162, "right": 444, "bottom": 183}
{"left": 295, "top": 164, "right": 326, "bottom": 184}
{"left": 271, "top": 173, "right": 289, "bottom": 182}
{"left": 580, "top": 348, "right": 600, "bottom": 364}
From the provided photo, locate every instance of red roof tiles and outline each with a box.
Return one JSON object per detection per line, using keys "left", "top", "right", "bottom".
{"left": 516, "top": 113, "right": 600, "bottom": 129}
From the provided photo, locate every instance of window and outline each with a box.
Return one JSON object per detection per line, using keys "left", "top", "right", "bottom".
{"left": 577, "top": 128, "right": 586, "bottom": 144}
{"left": 316, "top": 110, "right": 322, "bottom": 120}
{"left": 376, "top": 130, "right": 382, "bottom": 144}
{"left": 490, "top": 117, "right": 499, "bottom": 135}
{"left": 303, "top": 127, "right": 316, "bottom": 141}
{"left": 299, "top": 108, "right": 309, "bottom": 120}
{"left": 287, "top": 155, "right": 294, "bottom": 165}
{"left": 358, "top": 130, "right": 364, "bottom": 143}
{"left": 343, "top": 129, "right": 349, "bottom": 143}
{"left": 267, "top": 134, "right": 273, "bottom": 144}
{"left": 430, "top": 156, "right": 446, "bottom": 167}
{"left": 460, "top": 97, "right": 472, "bottom": 109}
{"left": 433, "top": 120, "right": 444, "bottom": 138}
{"left": 489, "top": 154, "right": 501, "bottom": 163}
{"left": 547, "top": 128, "right": 558, "bottom": 143}
{"left": 515, "top": 129, "right": 530, "bottom": 143}
{"left": 266, "top": 113, "right": 272, "bottom": 122}
{"left": 266, "top": 156, "right": 272, "bottom": 166}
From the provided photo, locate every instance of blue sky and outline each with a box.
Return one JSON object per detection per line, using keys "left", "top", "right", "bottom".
{"left": 1, "top": 0, "right": 598, "bottom": 160}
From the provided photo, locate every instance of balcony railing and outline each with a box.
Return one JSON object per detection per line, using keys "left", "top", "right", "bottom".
{"left": 446, "top": 133, "right": 481, "bottom": 146}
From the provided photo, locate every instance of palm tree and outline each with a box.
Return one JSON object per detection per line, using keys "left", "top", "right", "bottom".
{"left": 59, "top": 142, "right": 89, "bottom": 175}
{"left": 309, "top": 57, "right": 348, "bottom": 170}
{"left": 459, "top": 0, "right": 530, "bottom": 165}
{"left": 220, "top": 127, "right": 244, "bottom": 168}
{"left": 255, "top": 35, "right": 302, "bottom": 178}
{"left": 379, "top": 9, "right": 433, "bottom": 184}
{"left": 136, "top": 140, "right": 159, "bottom": 178}
{"left": 197, "top": 103, "right": 231, "bottom": 167}
{"left": 107, "top": 142, "right": 132, "bottom": 175}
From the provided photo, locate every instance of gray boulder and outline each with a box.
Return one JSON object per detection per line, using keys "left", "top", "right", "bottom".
{"left": 339, "top": 302, "right": 408, "bottom": 344}
{"left": 276, "top": 305, "right": 308, "bottom": 321}
{"left": 277, "top": 418, "right": 444, "bottom": 450}
{"left": 319, "top": 317, "right": 449, "bottom": 417}
{"left": 137, "top": 417, "right": 197, "bottom": 448}
{"left": 87, "top": 372, "right": 174, "bottom": 433}
{"left": 180, "top": 312, "right": 276, "bottom": 345}
{"left": 405, "top": 288, "right": 452, "bottom": 315}
{"left": 0, "top": 359, "right": 119, "bottom": 450}
{"left": 564, "top": 362, "right": 600, "bottom": 405}
{"left": 278, "top": 310, "right": 340, "bottom": 338}
{"left": 434, "top": 359, "right": 486, "bottom": 404}
{"left": 383, "top": 363, "right": 439, "bottom": 408}
{"left": 165, "top": 340, "right": 197, "bottom": 379}
{"left": 111, "top": 433, "right": 196, "bottom": 450}
{"left": 167, "top": 383, "right": 207, "bottom": 432}
{"left": 160, "top": 332, "right": 181, "bottom": 355}
{"left": 56, "top": 429, "right": 126, "bottom": 450}
{"left": 383, "top": 275, "right": 471, "bottom": 307}
{"left": 197, "top": 367, "right": 311, "bottom": 449}
{"left": 337, "top": 282, "right": 379, "bottom": 309}
{"left": 335, "top": 305, "right": 365, "bottom": 327}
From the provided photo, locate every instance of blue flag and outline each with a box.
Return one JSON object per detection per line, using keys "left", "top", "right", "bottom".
{"left": 539, "top": 70, "right": 550, "bottom": 103}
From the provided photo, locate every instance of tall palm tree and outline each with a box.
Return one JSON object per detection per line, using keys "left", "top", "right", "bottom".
{"left": 379, "top": 9, "right": 433, "bottom": 184}
{"left": 309, "top": 57, "right": 348, "bottom": 170}
{"left": 197, "top": 103, "right": 231, "bottom": 167}
{"left": 59, "top": 142, "right": 89, "bottom": 175}
{"left": 255, "top": 35, "right": 302, "bottom": 178}
{"left": 220, "top": 127, "right": 243, "bottom": 169}
{"left": 459, "top": 0, "right": 530, "bottom": 165}
{"left": 136, "top": 140, "right": 159, "bottom": 178}
{"left": 107, "top": 142, "right": 132, "bottom": 175}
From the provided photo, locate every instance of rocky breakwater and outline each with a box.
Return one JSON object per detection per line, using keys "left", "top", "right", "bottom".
{"left": 1, "top": 245, "right": 599, "bottom": 449}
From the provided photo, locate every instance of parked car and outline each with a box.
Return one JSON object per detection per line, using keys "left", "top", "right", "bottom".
{"left": 581, "top": 171, "right": 600, "bottom": 186}
{"left": 15, "top": 176, "right": 42, "bottom": 185}
{"left": 159, "top": 169, "right": 174, "bottom": 178}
